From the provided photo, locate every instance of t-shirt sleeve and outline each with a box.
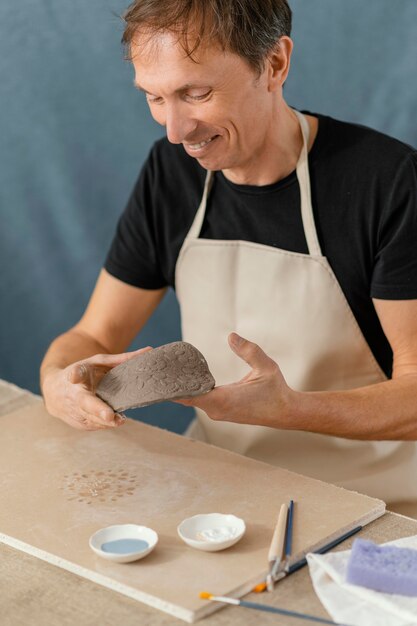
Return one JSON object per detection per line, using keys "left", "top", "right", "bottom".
{"left": 371, "top": 151, "right": 417, "bottom": 299}
{"left": 104, "top": 147, "right": 167, "bottom": 290}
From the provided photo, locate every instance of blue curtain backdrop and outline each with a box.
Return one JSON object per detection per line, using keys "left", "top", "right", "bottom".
{"left": 1, "top": 1, "right": 416, "bottom": 432}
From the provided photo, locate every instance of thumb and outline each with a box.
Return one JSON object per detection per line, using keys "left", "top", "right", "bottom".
{"left": 228, "top": 333, "right": 275, "bottom": 372}
{"left": 68, "top": 362, "right": 91, "bottom": 386}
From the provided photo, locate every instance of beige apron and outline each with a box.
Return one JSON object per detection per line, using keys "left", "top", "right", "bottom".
{"left": 175, "top": 110, "right": 417, "bottom": 507}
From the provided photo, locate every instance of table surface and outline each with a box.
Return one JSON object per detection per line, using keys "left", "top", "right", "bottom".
{"left": 2, "top": 379, "right": 417, "bottom": 626}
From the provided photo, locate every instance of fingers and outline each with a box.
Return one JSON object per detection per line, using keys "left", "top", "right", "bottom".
{"left": 228, "top": 333, "right": 276, "bottom": 372}
{"left": 62, "top": 374, "right": 126, "bottom": 429}
{"left": 44, "top": 360, "right": 130, "bottom": 432}
{"left": 67, "top": 406, "right": 126, "bottom": 431}
{"left": 83, "top": 346, "right": 153, "bottom": 369}
{"left": 60, "top": 412, "right": 124, "bottom": 431}
{"left": 79, "top": 393, "right": 126, "bottom": 428}
{"left": 81, "top": 412, "right": 126, "bottom": 430}
{"left": 82, "top": 412, "right": 125, "bottom": 430}
{"left": 79, "top": 392, "right": 114, "bottom": 424}
{"left": 68, "top": 346, "right": 153, "bottom": 390}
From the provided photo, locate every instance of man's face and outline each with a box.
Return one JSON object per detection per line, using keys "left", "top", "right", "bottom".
{"left": 131, "top": 31, "right": 278, "bottom": 176}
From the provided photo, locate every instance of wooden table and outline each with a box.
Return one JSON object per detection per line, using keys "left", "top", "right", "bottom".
{"left": 1, "top": 380, "right": 416, "bottom": 626}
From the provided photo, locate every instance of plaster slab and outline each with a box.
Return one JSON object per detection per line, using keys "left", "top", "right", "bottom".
{"left": 0, "top": 400, "right": 385, "bottom": 622}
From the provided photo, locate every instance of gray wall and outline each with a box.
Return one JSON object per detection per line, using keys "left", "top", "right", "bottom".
{"left": 1, "top": 1, "right": 416, "bottom": 432}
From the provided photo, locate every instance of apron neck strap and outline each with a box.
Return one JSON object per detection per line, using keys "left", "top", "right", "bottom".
{"left": 293, "top": 110, "right": 322, "bottom": 257}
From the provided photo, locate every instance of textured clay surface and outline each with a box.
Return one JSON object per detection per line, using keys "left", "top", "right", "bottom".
{"left": 96, "top": 341, "right": 215, "bottom": 412}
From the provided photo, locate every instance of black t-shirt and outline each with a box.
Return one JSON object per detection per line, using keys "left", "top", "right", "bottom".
{"left": 105, "top": 112, "right": 417, "bottom": 378}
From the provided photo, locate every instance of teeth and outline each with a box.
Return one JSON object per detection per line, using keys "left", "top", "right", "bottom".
{"left": 188, "top": 136, "right": 215, "bottom": 150}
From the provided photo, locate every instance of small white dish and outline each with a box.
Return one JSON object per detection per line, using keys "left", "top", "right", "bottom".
{"left": 177, "top": 513, "right": 246, "bottom": 552}
{"left": 89, "top": 524, "right": 158, "bottom": 563}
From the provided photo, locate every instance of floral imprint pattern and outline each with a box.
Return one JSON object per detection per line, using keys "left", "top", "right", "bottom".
{"left": 96, "top": 341, "right": 215, "bottom": 412}
{"left": 61, "top": 469, "right": 139, "bottom": 505}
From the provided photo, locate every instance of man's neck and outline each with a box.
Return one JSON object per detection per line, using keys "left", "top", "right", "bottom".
{"left": 222, "top": 106, "right": 318, "bottom": 187}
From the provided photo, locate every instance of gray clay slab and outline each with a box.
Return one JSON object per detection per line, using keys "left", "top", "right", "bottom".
{"left": 96, "top": 341, "right": 215, "bottom": 412}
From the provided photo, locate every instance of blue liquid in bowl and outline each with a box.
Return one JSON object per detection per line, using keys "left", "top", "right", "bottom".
{"left": 101, "top": 538, "right": 149, "bottom": 554}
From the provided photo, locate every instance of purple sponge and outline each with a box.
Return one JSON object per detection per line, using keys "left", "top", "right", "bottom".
{"left": 346, "top": 538, "right": 417, "bottom": 596}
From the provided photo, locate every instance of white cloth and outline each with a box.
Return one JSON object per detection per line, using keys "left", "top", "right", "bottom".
{"left": 307, "top": 535, "right": 417, "bottom": 626}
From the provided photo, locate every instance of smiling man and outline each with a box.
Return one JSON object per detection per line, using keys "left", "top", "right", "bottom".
{"left": 41, "top": 1, "right": 417, "bottom": 516}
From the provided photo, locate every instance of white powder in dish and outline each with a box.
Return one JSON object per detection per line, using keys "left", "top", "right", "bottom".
{"left": 195, "top": 526, "right": 238, "bottom": 542}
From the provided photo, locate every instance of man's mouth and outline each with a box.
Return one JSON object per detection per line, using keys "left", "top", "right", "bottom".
{"left": 185, "top": 135, "right": 219, "bottom": 151}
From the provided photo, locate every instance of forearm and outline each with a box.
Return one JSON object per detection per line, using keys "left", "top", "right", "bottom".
{"left": 182, "top": 334, "right": 417, "bottom": 441}
{"left": 290, "top": 375, "right": 417, "bottom": 441}
{"left": 40, "top": 328, "right": 109, "bottom": 392}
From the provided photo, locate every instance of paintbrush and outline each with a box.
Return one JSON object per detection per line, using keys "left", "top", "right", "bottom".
{"left": 253, "top": 523, "right": 362, "bottom": 593}
{"left": 271, "top": 498, "right": 294, "bottom": 580}
{"left": 199, "top": 592, "right": 350, "bottom": 625}
{"left": 284, "top": 499, "right": 295, "bottom": 561}
{"left": 266, "top": 502, "right": 288, "bottom": 591}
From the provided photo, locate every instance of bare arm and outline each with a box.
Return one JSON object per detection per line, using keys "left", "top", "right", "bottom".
{"left": 41, "top": 269, "right": 166, "bottom": 430}
{"left": 178, "top": 300, "right": 417, "bottom": 440}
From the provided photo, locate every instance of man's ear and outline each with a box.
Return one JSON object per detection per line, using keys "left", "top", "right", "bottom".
{"left": 267, "top": 36, "right": 293, "bottom": 92}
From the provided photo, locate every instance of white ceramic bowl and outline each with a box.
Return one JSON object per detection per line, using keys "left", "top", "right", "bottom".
{"left": 177, "top": 513, "right": 246, "bottom": 552}
{"left": 89, "top": 524, "right": 158, "bottom": 563}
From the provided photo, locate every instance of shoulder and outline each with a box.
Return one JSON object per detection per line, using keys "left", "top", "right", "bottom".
{"left": 309, "top": 111, "right": 417, "bottom": 174}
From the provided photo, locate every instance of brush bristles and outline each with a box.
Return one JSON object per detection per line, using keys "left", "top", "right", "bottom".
{"left": 200, "top": 594, "right": 240, "bottom": 606}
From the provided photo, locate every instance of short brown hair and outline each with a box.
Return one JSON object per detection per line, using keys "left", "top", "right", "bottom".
{"left": 121, "top": 0, "right": 292, "bottom": 75}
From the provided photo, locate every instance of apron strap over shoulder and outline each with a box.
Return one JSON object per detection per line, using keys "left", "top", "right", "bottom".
{"left": 294, "top": 110, "right": 323, "bottom": 258}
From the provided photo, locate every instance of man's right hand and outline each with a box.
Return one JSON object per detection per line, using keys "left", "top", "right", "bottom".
{"left": 41, "top": 348, "right": 151, "bottom": 431}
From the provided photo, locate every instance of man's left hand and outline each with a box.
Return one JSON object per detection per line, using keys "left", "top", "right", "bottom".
{"left": 175, "top": 333, "right": 295, "bottom": 427}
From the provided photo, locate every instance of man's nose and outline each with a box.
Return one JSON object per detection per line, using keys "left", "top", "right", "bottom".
{"left": 165, "top": 103, "right": 198, "bottom": 144}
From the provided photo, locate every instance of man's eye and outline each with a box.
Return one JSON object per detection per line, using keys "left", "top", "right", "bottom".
{"left": 188, "top": 91, "right": 211, "bottom": 101}
{"left": 146, "top": 95, "right": 163, "bottom": 105}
